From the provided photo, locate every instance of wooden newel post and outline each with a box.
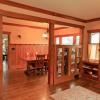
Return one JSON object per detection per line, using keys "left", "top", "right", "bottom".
{"left": 48, "top": 22, "right": 55, "bottom": 85}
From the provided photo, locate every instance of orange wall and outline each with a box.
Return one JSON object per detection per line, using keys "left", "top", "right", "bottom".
{"left": 3, "top": 25, "right": 48, "bottom": 44}
{"left": 3, "top": 25, "right": 48, "bottom": 69}
{"left": 54, "top": 27, "right": 81, "bottom": 36}
{"left": 9, "top": 44, "right": 48, "bottom": 69}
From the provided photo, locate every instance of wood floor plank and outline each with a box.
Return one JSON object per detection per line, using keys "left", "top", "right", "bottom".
{"left": 0, "top": 70, "right": 100, "bottom": 100}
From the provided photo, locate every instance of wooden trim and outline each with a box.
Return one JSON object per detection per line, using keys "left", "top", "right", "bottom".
{"left": 55, "top": 33, "right": 80, "bottom": 37}
{"left": 3, "top": 22, "right": 71, "bottom": 30}
{"left": 48, "top": 22, "right": 55, "bottom": 85}
{"left": 3, "top": 22, "right": 47, "bottom": 30}
{"left": 53, "top": 20, "right": 84, "bottom": 29}
{"left": 0, "top": 0, "right": 86, "bottom": 23}
{"left": 87, "top": 29, "right": 100, "bottom": 33}
{"left": 0, "top": 9, "right": 50, "bottom": 23}
{"left": 87, "top": 30, "right": 100, "bottom": 61}
{"left": 85, "top": 18, "right": 100, "bottom": 23}
{"left": 9, "top": 44, "right": 48, "bottom": 45}
{"left": 0, "top": 9, "right": 85, "bottom": 29}
{"left": 55, "top": 33, "right": 80, "bottom": 45}
{"left": 3, "top": 31, "right": 11, "bottom": 34}
{"left": 87, "top": 29, "right": 100, "bottom": 45}
{"left": 1, "top": 0, "right": 100, "bottom": 23}
{"left": 0, "top": 15, "right": 3, "bottom": 72}
{"left": 54, "top": 27, "right": 69, "bottom": 30}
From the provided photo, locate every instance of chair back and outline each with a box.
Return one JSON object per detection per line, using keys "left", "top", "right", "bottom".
{"left": 35, "top": 55, "right": 45, "bottom": 68}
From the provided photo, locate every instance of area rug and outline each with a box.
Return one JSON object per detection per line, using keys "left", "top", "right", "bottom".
{"left": 51, "top": 86, "right": 100, "bottom": 100}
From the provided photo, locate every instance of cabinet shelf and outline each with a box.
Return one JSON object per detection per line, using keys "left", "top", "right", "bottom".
{"left": 82, "top": 60, "right": 99, "bottom": 81}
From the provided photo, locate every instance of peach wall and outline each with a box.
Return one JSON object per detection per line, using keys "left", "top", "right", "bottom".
{"left": 3, "top": 25, "right": 48, "bottom": 69}
{"left": 54, "top": 27, "right": 81, "bottom": 36}
{"left": 86, "top": 21, "right": 100, "bottom": 29}
{"left": 3, "top": 25, "right": 48, "bottom": 44}
{"left": 9, "top": 44, "right": 48, "bottom": 69}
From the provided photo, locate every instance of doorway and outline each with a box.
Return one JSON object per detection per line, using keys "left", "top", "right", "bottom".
{"left": 2, "top": 33, "right": 9, "bottom": 73}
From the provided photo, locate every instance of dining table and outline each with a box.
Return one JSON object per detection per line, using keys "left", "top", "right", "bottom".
{"left": 21, "top": 57, "right": 48, "bottom": 75}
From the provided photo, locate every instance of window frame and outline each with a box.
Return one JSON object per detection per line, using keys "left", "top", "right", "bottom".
{"left": 55, "top": 33, "right": 80, "bottom": 45}
{"left": 87, "top": 30, "right": 100, "bottom": 61}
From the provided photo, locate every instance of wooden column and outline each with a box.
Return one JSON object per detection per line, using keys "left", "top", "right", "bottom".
{"left": 99, "top": 34, "right": 100, "bottom": 81}
{"left": 0, "top": 15, "right": 3, "bottom": 73}
{"left": 48, "top": 22, "right": 55, "bottom": 85}
{"left": 80, "top": 28, "right": 84, "bottom": 76}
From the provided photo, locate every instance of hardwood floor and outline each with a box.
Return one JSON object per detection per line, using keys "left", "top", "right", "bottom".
{"left": 0, "top": 69, "right": 100, "bottom": 100}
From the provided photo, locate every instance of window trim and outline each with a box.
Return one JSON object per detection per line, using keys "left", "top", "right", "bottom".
{"left": 55, "top": 33, "right": 80, "bottom": 45}
{"left": 87, "top": 30, "right": 100, "bottom": 61}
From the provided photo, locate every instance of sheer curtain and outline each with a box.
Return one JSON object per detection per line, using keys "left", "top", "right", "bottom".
{"left": 88, "top": 44, "right": 99, "bottom": 60}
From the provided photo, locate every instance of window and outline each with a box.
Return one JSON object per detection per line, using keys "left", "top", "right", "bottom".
{"left": 62, "top": 36, "right": 73, "bottom": 45}
{"left": 90, "top": 32, "right": 99, "bottom": 43}
{"left": 56, "top": 37, "right": 60, "bottom": 45}
{"left": 55, "top": 35, "right": 80, "bottom": 45}
{"left": 88, "top": 32, "right": 100, "bottom": 61}
{"left": 76, "top": 36, "right": 80, "bottom": 45}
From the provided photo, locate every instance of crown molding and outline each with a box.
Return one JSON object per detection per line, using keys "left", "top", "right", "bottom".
{"left": 0, "top": 9, "right": 84, "bottom": 29}
{"left": 85, "top": 18, "right": 100, "bottom": 23}
{"left": 54, "top": 27, "right": 69, "bottom": 30}
{"left": 1, "top": 1, "right": 100, "bottom": 23}
{"left": 0, "top": 0, "right": 86, "bottom": 23}
{"left": 3, "top": 22, "right": 76, "bottom": 31}
{"left": 3, "top": 22, "right": 48, "bottom": 30}
{"left": 87, "top": 29, "right": 100, "bottom": 33}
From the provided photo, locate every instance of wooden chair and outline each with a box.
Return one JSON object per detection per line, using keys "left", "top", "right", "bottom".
{"left": 44, "top": 54, "right": 49, "bottom": 72}
{"left": 35, "top": 55, "right": 45, "bottom": 74}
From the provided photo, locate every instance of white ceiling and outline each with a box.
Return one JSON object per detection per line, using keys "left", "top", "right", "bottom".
{"left": 10, "top": 0, "right": 100, "bottom": 20}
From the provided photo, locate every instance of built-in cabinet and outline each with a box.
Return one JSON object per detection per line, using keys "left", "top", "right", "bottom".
{"left": 82, "top": 60, "right": 99, "bottom": 81}
{"left": 82, "top": 31, "right": 100, "bottom": 81}
{"left": 54, "top": 45, "right": 82, "bottom": 85}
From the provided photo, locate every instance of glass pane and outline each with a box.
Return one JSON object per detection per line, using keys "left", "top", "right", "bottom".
{"left": 64, "top": 48, "right": 69, "bottom": 75}
{"left": 56, "top": 37, "right": 60, "bottom": 45}
{"left": 88, "top": 44, "right": 99, "bottom": 60}
{"left": 76, "top": 36, "right": 80, "bottom": 45}
{"left": 57, "top": 48, "right": 62, "bottom": 77}
{"left": 90, "top": 33, "right": 100, "bottom": 43}
{"left": 71, "top": 48, "right": 76, "bottom": 65}
{"left": 62, "top": 36, "right": 73, "bottom": 45}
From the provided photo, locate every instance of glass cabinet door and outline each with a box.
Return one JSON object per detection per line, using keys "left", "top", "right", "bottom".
{"left": 63, "top": 48, "right": 69, "bottom": 75}
{"left": 54, "top": 45, "right": 72, "bottom": 85}
{"left": 56, "top": 47, "right": 62, "bottom": 77}
{"left": 71, "top": 46, "right": 82, "bottom": 77}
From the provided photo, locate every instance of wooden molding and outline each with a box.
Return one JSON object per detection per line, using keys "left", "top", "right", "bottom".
{"left": 9, "top": 44, "right": 48, "bottom": 45}
{"left": 0, "top": 9, "right": 84, "bottom": 29}
{"left": 85, "top": 18, "right": 100, "bottom": 23}
{"left": 54, "top": 27, "right": 69, "bottom": 30}
{"left": 3, "top": 22, "right": 70, "bottom": 30}
{"left": 55, "top": 33, "right": 80, "bottom": 37}
{"left": 0, "top": 0, "right": 86, "bottom": 23}
{"left": 87, "top": 29, "right": 100, "bottom": 33}
{"left": 1, "top": 0, "right": 100, "bottom": 23}
{"left": 3, "top": 22, "right": 47, "bottom": 30}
